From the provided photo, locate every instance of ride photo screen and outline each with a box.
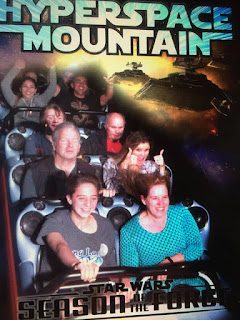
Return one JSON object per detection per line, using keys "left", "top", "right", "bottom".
{"left": 0, "top": 0, "right": 239, "bottom": 319}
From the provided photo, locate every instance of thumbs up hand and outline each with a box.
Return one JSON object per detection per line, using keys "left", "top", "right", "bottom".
{"left": 154, "top": 149, "right": 165, "bottom": 175}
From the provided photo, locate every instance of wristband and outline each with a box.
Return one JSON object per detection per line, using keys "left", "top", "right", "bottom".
{"left": 167, "top": 257, "right": 174, "bottom": 263}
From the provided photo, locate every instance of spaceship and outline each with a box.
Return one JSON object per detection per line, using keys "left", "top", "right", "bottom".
{"left": 112, "top": 61, "right": 150, "bottom": 85}
{"left": 134, "top": 57, "right": 232, "bottom": 116}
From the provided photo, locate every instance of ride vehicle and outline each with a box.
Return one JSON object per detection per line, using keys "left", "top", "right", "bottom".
{"left": 0, "top": 108, "right": 238, "bottom": 320}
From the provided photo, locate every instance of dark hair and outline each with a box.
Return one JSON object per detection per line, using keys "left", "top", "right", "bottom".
{"left": 13, "top": 76, "right": 38, "bottom": 108}
{"left": 111, "top": 131, "right": 150, "bottom": 165}
{"left": 19, "top": 76, "right": 37, "bottom": 89}
{"left": 40, "top": 103, "right": 66, "bottom": 124}
{"left": 24, "top": 70, "right": 38, "bottom": 82}
{"left": 71, "top": 73, "right": 88, "bottom": 84}
{"left": 66, "top": 173, "right": 100, "bottom": 196}
{"left": 121, "top": 171, "right": 170, "bottom": 201}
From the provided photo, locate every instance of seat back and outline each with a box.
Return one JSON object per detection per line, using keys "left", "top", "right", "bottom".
{"left": 16, "top": 199, "right": 64, "bottom": 294}
{"left": 181, "top": 199, "right": 210, "bottom": 259}
{"left": 4, "top": 127, "right": 33, "bottom": 167}
{"left": 8, "top": 159, "right": 25, "bottom": 203}
{"left": 97, "top": 195, "right": 140, "bottom": 265}
{"left": 8, "top": 156, "right": 43, "bottom": 204}
{"left": 165, "top": 164, "right": 173, "bottom": 194}
{"left": 81, "top": 154, "right": 108, "bottom": 166}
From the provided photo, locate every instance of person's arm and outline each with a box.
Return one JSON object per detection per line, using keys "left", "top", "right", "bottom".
{"left": 47, "top": 232, "right": 99, "bottom": 282}
{"left": 160, "top": 208, "right": 203, "bottom": 264}
{"left": 160, "top": 253, "right": 185, "bottom": 265}
{"left": 120, "top": 225, "right": 139, "bottom": 267}
{"left": 103, "top": 159, "right": 118, "bottom": 191}
{"left": 21, "top": 168, "right": 37, "bottom": 199}
{"left": 37, "top": 64, "right": 57, "bottom": 105}
{"left": 101, "top": 221, "right": 117, "bottom": 267}
{"left": 1, "top": 62, "right": 24, "bottom": 107}
{"left": 100, "top": 76, "right": 114, "bottom": 106}
{"left": 153, "top": 149, "right": 166, "bottom": 175}
{"left": 179, "top": 208, "right": 204, "bottom": 261}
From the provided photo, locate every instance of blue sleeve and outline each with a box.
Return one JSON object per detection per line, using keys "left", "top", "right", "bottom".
{"left": 24, "top": 135, "right": 38, "bottom": 156}
{"left": 180, "top": 208, "right": 203, "bottom": 261}
{"left": 120, "top": 223, "right": 140, "bottom": 267}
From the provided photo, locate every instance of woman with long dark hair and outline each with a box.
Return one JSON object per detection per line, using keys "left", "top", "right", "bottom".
{"left": 103, "top": 130, "right": 165, "bottom": 195}
{"left": 1, "top": 58, "right": 57, "bottom": 125}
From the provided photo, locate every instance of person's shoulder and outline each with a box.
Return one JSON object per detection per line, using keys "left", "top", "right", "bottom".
{"left": 27, "top": 131, "right": 42, "bottom": 139}
{"left": 28, "top": 155, "right": 54, "bottom": 169}
{"left": 96, "top": 129, "right": 106, "bottom": 138}
{"left": 168, "top": 204, "right": 190, "bottom": 217}
{"left": 93, "top": 212, "right": 112, "bottom": 225}
{"left": 26, "top": 131, "right": 49, "bottom": 144}
{"left": 33, "top": 93, "right": 40, "bottom": 100}
{"left": 93, "top": 213, "right": 115, "bottom": 232}
{"left": 121, "top": 214, "right": 139, "bottom": 233}
{"left": 46, "top": 208, "right": 70, "bottom": 223}
{"left": 76, "top": 158, "right": 93, "bottom": 169}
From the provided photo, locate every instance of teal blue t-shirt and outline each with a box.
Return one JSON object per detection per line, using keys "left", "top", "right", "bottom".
{"left": 120, "top": 204, "right": 203, "bottom": 267}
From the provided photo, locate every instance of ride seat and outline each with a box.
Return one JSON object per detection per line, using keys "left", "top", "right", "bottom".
{"left": 16, "top": 199, "right": 64, "bottom": 295}
{"left": 8, "top": 156, "right": 43, "bottom": 204}
{"left": 181, "top": 199, "right": 210, "bottom": 260}
{"left": 4, "top": 126, "right": 33, "bottom": 167}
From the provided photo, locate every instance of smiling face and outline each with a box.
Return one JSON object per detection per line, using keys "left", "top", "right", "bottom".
{"left": 20, "top": 79, "right": 37, "bottom": 100}
{"left": 141, "top": 184, "right": 170, "bottom": 219}
{"left": 44, "top": 108, "right": 65, "bottom": 131}
{"left": 67, "top": 182, "right": 98, "bottom": 220}
{"left": 132, "top": 142, "right": 150, "bottom": 167}
{"left": 53, "top": 127, "right": 80, "bottom": 161}
{"left": 71, "top": 76, "right": 88, "bottom": 98}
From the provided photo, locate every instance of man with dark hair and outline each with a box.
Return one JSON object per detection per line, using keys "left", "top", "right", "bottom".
{"left": 54, "top": 73, "right": 114, "bottom": 128}
{"left": 80, "top": 112, "right": 126, "bottom": 156}
{"left": 21, "top": 122, "right": 99, "bottom": 200}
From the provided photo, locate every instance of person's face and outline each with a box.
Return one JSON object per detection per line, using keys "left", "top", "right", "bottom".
{"left": 141, "top": 184, "right": 169, "bottom": 219}
{"left": 20, "top": 80, "right": 37, "bottom": 99}
{"left": 132, "top": 142, "right": 150, "bottom": 166}
{"left": 44, "top": 108, "right": 65, "bottom": 131}
{"left": 105, "top": 115, "right": 125, "bottom": 141}
{"left": 53, "top": 127, "right": 80, "bottom": 160}
{"left": 71, "top": 76, "right": 88, "bottom": 98}
{"left": 67, "top": 183, "right": 98, "bottom": 220}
